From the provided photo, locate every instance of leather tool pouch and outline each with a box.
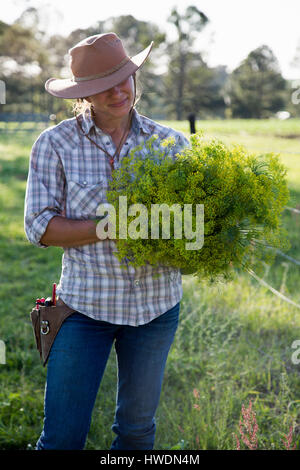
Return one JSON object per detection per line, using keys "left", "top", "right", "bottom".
{"left": 30, "top": 297, "right": 76, "bottom": 367}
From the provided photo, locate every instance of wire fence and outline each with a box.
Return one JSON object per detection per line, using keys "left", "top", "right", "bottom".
{"left": 248, "top": 206, "right": 300, "bottom": 311}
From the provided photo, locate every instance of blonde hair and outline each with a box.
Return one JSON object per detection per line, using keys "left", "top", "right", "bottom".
{"left": 72, "top": 97, "right": 91, "bottom": 115}
{"left": 72, "top": 73, "right": 141, "bottom": 116}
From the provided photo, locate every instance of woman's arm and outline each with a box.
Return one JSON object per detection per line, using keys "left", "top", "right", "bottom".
{"left": 40, "top": 216, "right": 112, "bottom": 248}
{"left": 25, "top": 131, "right": 114, "bottom": 249}
{"left": 24, "top": 131, "right": 67, "bottom": 248}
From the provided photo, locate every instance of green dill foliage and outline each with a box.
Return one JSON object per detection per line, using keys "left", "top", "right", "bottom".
{"left": 107, "top": 132, "right": 290, "bottom": 283}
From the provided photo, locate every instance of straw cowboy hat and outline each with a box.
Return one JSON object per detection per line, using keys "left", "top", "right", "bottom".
{"left": 45, "top": 32, "right": 153, "bottom": 99}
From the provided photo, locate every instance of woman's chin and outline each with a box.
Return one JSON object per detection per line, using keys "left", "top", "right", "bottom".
{"left": 109, "top": 105, "right": 132, "bottom": 119}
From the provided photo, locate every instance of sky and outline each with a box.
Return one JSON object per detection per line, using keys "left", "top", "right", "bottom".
{"left": 2, "top": 0, "right": 300, "bottom": 79}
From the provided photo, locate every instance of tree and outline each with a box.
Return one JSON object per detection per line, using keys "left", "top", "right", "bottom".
{"left": 290, "top": 38, "right": 300, "bottom": 70}
{"left": 164, "top": 5, "right": 209, "bottom": 120}
{"left": 0, "top": 8, "right": 49, "bottom": 69}
{"left": 165, "top": 50, "right": 227, "bottom": 119}
{"left": 228, "top": 45, "right": 287, "bottom": 118}
{"left": 0, "top": 10, "right": 57, "bottom": 116}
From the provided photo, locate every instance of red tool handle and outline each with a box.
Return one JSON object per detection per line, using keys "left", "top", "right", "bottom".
{"left": 52, "top": 283, "right": 56, "bottom": 306}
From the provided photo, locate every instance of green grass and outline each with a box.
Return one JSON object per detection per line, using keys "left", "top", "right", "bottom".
{"left": 0, "top": 119, "right": 300, "bottom": 450}
{"left": 161, "top": 118, "right": 300, "bottom": 138}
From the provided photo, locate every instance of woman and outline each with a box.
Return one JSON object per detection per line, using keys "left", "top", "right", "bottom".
{"left": 24, "top": 32, "right": 189, "bottom": 450}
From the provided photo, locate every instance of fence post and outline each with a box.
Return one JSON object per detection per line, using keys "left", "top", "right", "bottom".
{"left": 0, "top": 340, "right": 5, "bottom": 364}
{"left": 0, "top": 80, "right": 6, "bottom": 105}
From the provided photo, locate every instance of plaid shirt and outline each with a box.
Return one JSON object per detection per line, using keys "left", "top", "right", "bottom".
{"left": 24, "top": 108, "right": 189, "bottom": 326}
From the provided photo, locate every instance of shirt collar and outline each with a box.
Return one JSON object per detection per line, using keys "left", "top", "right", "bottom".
{"left": 80, "top": 107, "right": 151, "bottom": 136}
{"left": 131, "top": 109, "right": 151, "bottom": 135}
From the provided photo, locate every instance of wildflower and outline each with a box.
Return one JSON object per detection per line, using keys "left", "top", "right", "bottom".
{"left": 281, "top": 425, "right": 297, "bottom": 450}
{"left": 237, "top": 400, "right": 258, "bottom": 450}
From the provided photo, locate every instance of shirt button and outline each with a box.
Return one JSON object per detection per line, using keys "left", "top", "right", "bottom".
{"left": 106, "top": 142, "right": 110, "bottom": 145}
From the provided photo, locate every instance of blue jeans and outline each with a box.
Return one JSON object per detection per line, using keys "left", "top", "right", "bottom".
{"left": 35, "top": 302, "right": 180, "bottom": 450}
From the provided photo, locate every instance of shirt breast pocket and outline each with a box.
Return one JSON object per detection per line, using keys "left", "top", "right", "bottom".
{"left": 67, "top": 180, "right": 106, "bottom": 218}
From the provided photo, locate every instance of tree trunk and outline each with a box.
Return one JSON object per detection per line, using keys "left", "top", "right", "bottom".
{"left": 176, "top": 51, "right": 186, "bottom": 120}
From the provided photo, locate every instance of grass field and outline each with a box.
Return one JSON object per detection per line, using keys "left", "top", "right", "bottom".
{"left": 0, "top": 118, "right": 299, "bottom": 450}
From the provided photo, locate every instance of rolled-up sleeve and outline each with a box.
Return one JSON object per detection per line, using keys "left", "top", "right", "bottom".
{"left": 24, "top": 130, "right": 66, "bottom": 248}
{"left": 175, "top": 132, "right": 190, "bottom": 151}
